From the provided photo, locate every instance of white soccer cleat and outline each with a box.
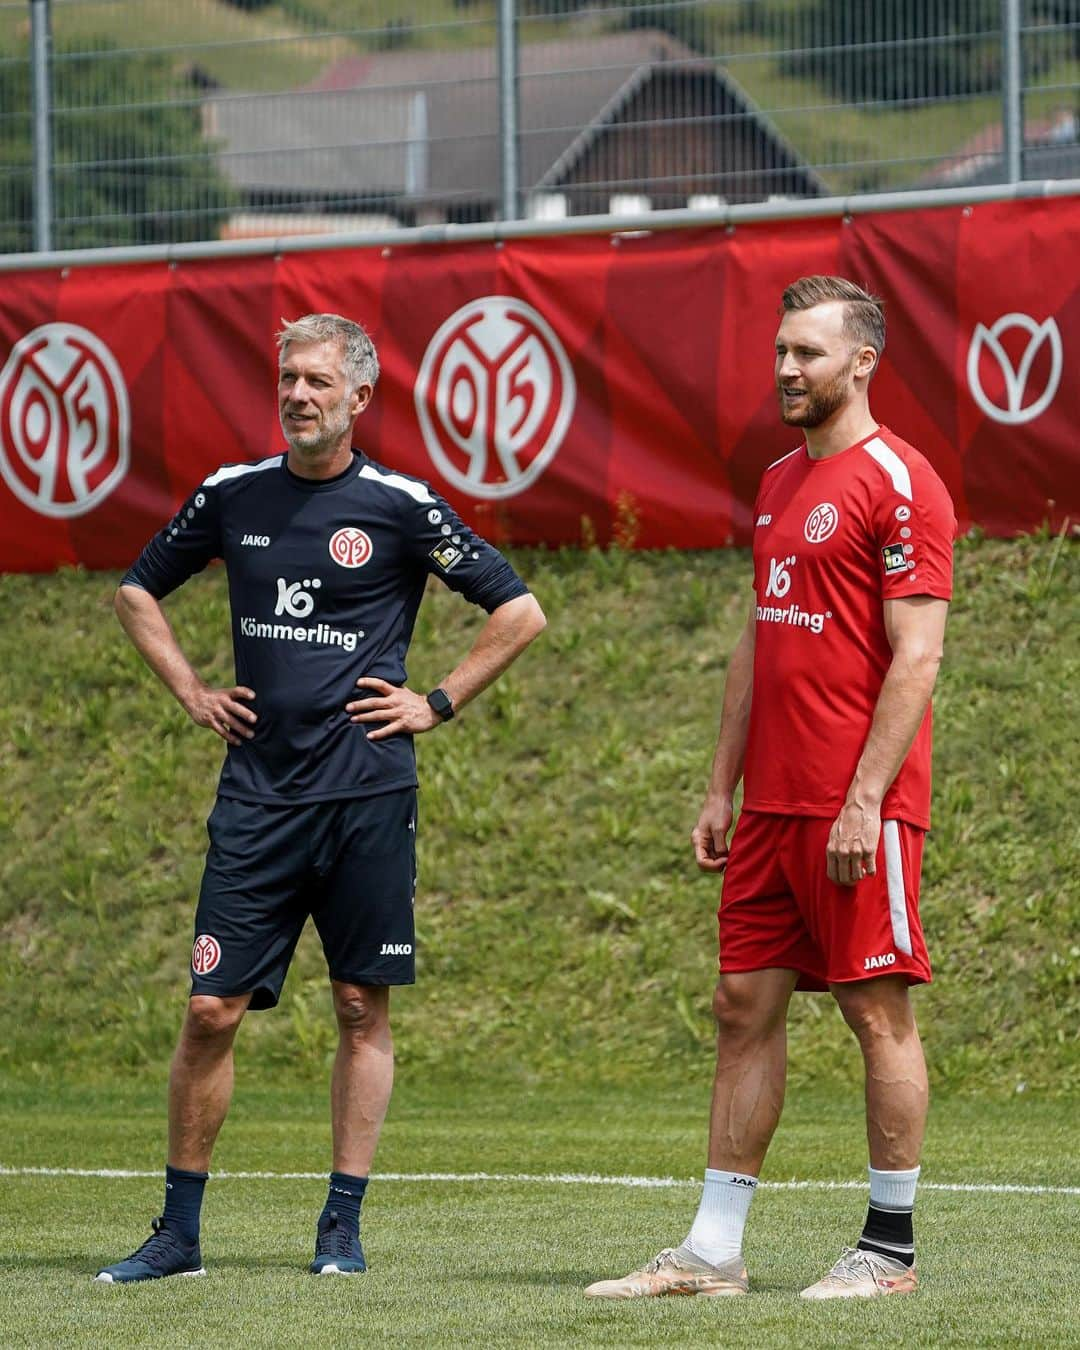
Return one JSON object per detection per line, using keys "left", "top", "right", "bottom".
{"left": 799, "top": 1246, "right": 918, "bottom": 1300}
{"left": 584, "top": 1245, "right": 748, "bottom": 1299}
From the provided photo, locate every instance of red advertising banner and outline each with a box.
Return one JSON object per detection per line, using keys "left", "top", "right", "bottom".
{"left": 0, "top": 197, "right": 1076, "bottom": 572}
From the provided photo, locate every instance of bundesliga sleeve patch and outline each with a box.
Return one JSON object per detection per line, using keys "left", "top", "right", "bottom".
{"left": 881, "top": 542, "right": 908, "bottom": 575}
{"left": 429, "top": 542, "right": 463, "bottom": 572}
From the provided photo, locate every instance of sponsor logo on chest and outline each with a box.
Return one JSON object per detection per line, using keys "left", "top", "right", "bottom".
{"left": 756, "top": 553, "right": 833, "bottom": 635}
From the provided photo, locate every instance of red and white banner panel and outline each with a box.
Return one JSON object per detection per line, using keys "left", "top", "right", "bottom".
{"left": 1, "top": 197, "right": 1077, "bottom": 572}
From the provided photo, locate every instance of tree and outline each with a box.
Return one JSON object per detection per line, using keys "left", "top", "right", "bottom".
{"left": 0, "top": 38, "right": 237, "bottom": 254}
{"left": 776, "top": 1, "right": 1005, "bottom": 105}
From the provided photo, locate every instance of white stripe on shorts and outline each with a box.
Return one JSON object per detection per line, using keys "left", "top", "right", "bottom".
{"left": 883, "top": 820, "right": 913, "bottom": 956}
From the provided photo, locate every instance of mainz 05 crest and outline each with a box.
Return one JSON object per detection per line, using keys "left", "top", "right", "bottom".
{"left": 414, "top": 296, "right": 575, "bottom": 501}
{"left": 0, "top": 323, "right": 130, "bottom": 518}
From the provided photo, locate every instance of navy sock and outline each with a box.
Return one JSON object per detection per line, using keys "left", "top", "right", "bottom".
{"left": 163, "top": 1165, "right": 208, "bottom": 1243}
{"left": 320, "top": 1171, "right": 368, "bottom": 1237}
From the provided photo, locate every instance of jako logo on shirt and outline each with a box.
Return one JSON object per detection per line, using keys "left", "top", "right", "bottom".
{"left": 241, "top": 534, "right": 270, "bottom": 547}
{"left": 766, "top": 554, "right": 795, "bottom": 598}
{"left": 329, "top": 526, "right": 373, "bottom": 568}
{"left": 804, "top": 502, "right": 839, "bottom": 543}
{"left": 380, "top": 942, "right": 413, "bottom": 956}
{"left": 755, "top": 514, "right": 772, "bottom": 527}
{"left": 864, "top": 953, "right": 897, "bottom": 970}
{"left": 275, "top": 576, "right": 321, "bottom": 619}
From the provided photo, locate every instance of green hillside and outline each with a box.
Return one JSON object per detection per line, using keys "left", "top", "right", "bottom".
{"left": 3, "top": 0, "right": 1073, "bottom": 195}
{"left": 1, "top": 531, "right": 1076, "bottom": 1097}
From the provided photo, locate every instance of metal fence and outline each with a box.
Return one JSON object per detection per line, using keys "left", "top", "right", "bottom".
{"left": 1, "top": 0, "right": 1078, "bottom": 255}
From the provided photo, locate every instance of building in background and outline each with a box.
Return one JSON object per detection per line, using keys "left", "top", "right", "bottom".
{"left": 205, "top": 31, "right": 825, "bottom": 236}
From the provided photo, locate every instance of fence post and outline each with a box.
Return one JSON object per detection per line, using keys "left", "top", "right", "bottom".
{"left": 497, "top": 0, "right": 520, "bottom": 220}
{"left": 1002, "top": 0, "right": 1023, "bottom": 184}
{"left": 29, "top": 0, "right": 53, "bottom": 251}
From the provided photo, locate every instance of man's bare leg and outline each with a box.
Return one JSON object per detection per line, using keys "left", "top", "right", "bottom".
{"left": 168, "top": 993, "right": 252, "bottom": 1170}
{"left": 683, "top": 967, "right": 799, "bottom": 1266}
{"left": 706, "top": 967, "right": 800, "bottom": 1174}
{"left": 584, "top": 968, "right": 797, "bottom": 1298}
{"left": 95, "top": 992, "right": 251, "bottom": 1281}
{"left": 309, "top": 982, "right": 394, "bottom": 1274}
{"left": 329, "top": 982, "right": 394, "bottom": 1176}
{"left": 799, "top": 975, "right": 927, "bottom": 1299}
{"left": 831, "top": 975, "right": 928, "bottom": 1169}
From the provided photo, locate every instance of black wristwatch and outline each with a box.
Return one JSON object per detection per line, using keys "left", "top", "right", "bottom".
{"left": 426, "top": 687, "right": 455, "bottom": 722}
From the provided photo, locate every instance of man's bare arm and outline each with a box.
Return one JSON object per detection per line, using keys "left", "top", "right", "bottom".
{"left": 114, "top": 583, "right": 257, "bottom": 746}
{"left": 691, "top": 604, "right": 756, "bottom": 873}
{"left": 826, "top": 595, "right": 949, "bottom": 886}
{"left": 347, "top": 593, "right": 547, "bottom": 739}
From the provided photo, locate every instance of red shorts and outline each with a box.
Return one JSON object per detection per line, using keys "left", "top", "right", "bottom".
{"left": 718, "top": 811, "right": 931, "bottom": 991}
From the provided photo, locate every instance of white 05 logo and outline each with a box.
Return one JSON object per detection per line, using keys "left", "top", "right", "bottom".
{"left": 191, "top": 934, "right": 221, "bottom": 975}
{"left": 275, "top": 576, "right": 321, "bottom": 618}
{"left": 0, "top": 322, "right": 130, "bottom": 518}
{"left": 966, "top": 313, "right": 1063, "bottom": 426}
{"left": 414, "top": 296, "right": 576, "bottom": 500}
{"left": 803, "top": 501, "right": 839, "bottom": 544}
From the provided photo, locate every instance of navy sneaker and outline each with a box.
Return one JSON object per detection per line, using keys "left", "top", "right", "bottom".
{"left": 310, "top": 1210, "right": 367, "bottom": 1275}
{"left": 94, "top": 1217, "right": 206, "bottom": 1284}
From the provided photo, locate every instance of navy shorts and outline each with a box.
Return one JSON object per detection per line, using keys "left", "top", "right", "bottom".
{"left": 189, "top": 788, "right": 417, "bottom": 1009}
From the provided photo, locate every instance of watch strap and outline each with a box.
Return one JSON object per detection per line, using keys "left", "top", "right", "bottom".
{"left": 426, "top": 687, "right": 455, "bottom": 721}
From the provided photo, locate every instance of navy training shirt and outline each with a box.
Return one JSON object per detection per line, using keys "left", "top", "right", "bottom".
{"left": 122, "top": 450, "right": 530, "bottom": 803}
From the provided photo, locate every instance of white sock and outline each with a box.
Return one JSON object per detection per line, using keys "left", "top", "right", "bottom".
{"left": 683, "top": 1168, "right": 757, "bottom": 1266}
{"left": 868, "top": 1164, "right": 920, "bottom": 1210}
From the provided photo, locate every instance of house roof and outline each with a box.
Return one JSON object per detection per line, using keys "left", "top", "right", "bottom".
{"left": 205, "top": 30, "right": 824, "bottom": 204}
{"left": 919, "top": 109, "right": 1079, "bottom": 187}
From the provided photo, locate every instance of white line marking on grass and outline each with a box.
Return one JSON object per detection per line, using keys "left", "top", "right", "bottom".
{"left": 1, "top": 1166, "right": 1077, "bottom": 1195}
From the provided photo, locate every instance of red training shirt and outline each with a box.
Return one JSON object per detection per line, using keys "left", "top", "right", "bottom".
{"left": 743, "top": 426, "right": 957, "bottom": 830}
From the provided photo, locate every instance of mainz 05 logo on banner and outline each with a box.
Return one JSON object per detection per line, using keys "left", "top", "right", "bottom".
{"left": 0, "top": 323, "right": 130, "bottom": 518}
{"left": 414, "top": 296, "right": 576, "bottom": 500}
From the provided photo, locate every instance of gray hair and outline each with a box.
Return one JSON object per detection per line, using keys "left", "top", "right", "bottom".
{"left": 276, "top": 313, "right": 380, "bottom": 391}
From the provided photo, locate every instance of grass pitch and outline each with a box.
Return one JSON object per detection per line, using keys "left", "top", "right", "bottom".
{"left": 1, "top": 1081, "right": 1078, "bottom": 1348}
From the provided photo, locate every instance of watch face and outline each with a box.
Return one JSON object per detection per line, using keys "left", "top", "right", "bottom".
{"left": 427, "top": 689, "right": 453, "bottom": 719}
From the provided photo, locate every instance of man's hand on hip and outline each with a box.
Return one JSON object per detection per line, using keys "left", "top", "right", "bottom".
{"left": 826, "top": 799, "right": 881, "bottom": 886}
{"left": 182, "top": 684, "right": 257, "bottom": 747}
{"left": 692, "top": 795, "right": 735, "bottom": 873}
{"left": 348, "top": 677, "right": 441, "bottom": 740}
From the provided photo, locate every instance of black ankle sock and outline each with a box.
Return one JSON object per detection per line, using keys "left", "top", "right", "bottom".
{"left": 163, "top": 1165, "right": 208, "bottom": 1243}
{"left": 320, "top": 1172, "right": 368, "bottom": 1237}
{"left": 857, "top": 1203, "right": 915, "bottom": 1267}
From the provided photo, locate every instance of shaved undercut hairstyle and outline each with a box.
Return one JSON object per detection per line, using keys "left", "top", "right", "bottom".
{"left": 781, "top": 276, "right": 886, "bottom": 371}
{"left": 276, "top": 313, "right": 380, "bottom": 392}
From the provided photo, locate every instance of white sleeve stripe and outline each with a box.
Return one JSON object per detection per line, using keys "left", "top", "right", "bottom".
{"left": 862, "top": 436, "right": 913, "bottom": 501}
{"left": 359, "top": 463, "right": 435, "bottom": 504}
{"left": 883, "top": 820, "right": 913, "bottom": 956}
{"left": 203, "top": 455, "right": 284, "bottom": 487}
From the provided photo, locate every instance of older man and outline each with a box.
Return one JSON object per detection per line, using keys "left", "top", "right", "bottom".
{"left": 97, "top": 313, "right": 545, "bottom": 1283}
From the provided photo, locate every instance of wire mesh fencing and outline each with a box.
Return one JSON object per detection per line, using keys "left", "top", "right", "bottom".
{"left": 1, "top": 0, "right": 1077, "bottom": 254}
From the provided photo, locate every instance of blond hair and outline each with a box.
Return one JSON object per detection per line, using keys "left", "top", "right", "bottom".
{"left": 781, "top": 276, "right": 885, "bottom": 365}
